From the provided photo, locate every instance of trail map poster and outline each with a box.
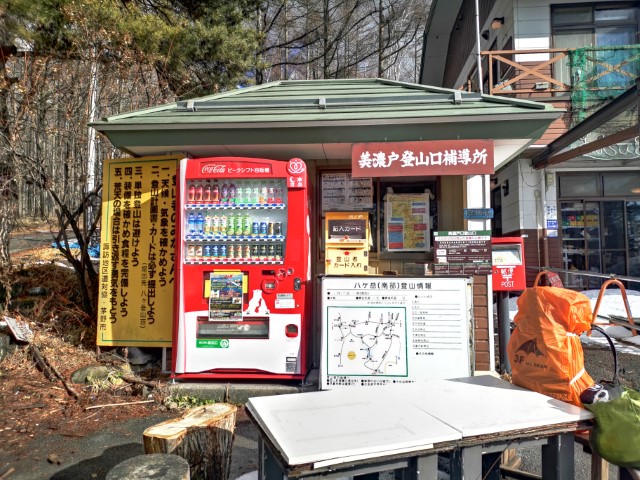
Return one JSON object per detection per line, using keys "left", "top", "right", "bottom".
{"left": 98, "top": 155, "right": 180, "bottom": 347}
{"left": 320, "top": 276, "right": 472, "bottom": 389}
{"left": 384, "top": 192, "right": 430, "bottom": 252}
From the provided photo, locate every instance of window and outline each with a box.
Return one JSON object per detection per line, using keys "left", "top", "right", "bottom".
{"left": 603, "top": 172, "right": 640, "bottom": 195}
{"left": 552, "top": 4, "right": 639, "bottom": 47}
{"left": 558, "top": 173, "right": 600, "bottom": 197}
{"left": 559, "top": 172, "right": 640, "bottom": 285}
{"left": 552, "top": 3, "right": 640, "bottom": 88}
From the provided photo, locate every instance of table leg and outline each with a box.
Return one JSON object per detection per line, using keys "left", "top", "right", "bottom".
{"left": 259, "top": 438, "right": 286, "bottom": 480}
{"left": 412, "top": 454, "right": 438, "bottom": 480}
{"left": 541, "top": 433, "right": 574, "bottom": 480}
{"left": 450, "top": 445, "right": 483, "bottom": 480}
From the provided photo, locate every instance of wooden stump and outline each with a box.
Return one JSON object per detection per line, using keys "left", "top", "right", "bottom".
{"left": 106, "top": 453, "right": 190, "bottom": 480}
{"left": 143, "top": 403, "right": 237, "bottom": 480}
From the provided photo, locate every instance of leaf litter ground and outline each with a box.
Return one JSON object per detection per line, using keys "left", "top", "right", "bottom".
{"left": 1, "top": 246, "right": 173, "bottom": 468}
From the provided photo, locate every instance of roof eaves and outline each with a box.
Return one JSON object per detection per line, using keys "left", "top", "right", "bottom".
{"left": 92, "top": 110, "right": 562, "bottom": 132}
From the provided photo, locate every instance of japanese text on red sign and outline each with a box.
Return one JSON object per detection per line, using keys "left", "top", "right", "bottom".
{"left": 358, "top": 148, "right": 488, "bottom": 170}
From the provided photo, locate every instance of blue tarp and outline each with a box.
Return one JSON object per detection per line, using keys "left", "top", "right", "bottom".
{"left": 51, "top": 241, "right": 100, "bottom": 259}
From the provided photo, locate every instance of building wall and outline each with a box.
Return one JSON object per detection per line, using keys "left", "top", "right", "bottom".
{"left": 445, "top": 0, "right": 624, "bottom": 90}
{"left": 442, "top": 0, "right": 497, "bottom": 88}
{"left": 519, "top": 160, "right": 544, "bottom": 231}
{"left": 473, "top": 275, "right": 491, "bottom": 370}
{"left": 493, "top": 157, "right": 565, "bottom": 285}
{"left": 439, "top": 175, "right": 465, "bottom": 229}
{"left": 444, "top": 0, "right": 514, "bottom": 89}
{"left": 513, "top": 0, "right": 616, "bottom": 50}
{"left": 310, "top": 161, "right": 492, "bottom": 372}
{"left": 494, "top": 160, "right": 521, "bottom": 233}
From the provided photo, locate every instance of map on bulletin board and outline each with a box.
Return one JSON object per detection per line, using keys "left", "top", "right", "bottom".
{"left": 97, "top": 155, "right": 181, "bottom": 347}
{"left": 384, "top": 192, "right": 430, "bottom": 252}
{"left": 320, "top": 276, "right": 472, "bottom": 389}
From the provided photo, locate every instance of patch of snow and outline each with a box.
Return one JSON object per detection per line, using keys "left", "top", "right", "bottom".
{"left": 234, "top": 471, "right": 258, "bottom": 480}
{"left": 591, "top": 325, "right": 634, "bottom": 339}
{"left": 624, "top": 335, "right": 640, "bottom": 347}
{"left": 582, "top": 288, "right": 640, "bottom": 320}
{"left": 502, "top": 289, "right": 640, "bottom": 355}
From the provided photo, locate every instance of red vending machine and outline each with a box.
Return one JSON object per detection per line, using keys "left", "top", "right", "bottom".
{"left": 173, "top": 157, "right": 311, "bottom": 379}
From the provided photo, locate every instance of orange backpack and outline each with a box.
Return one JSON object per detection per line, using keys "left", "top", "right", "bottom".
{"left": 507, "top": 284, "right": 594, "bottom": 407}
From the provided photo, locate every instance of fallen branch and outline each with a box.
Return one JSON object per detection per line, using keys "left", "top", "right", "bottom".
{"left": 8, "top": 402, "right": 46, "bottom": 410}
{"left": 29, "top": 344, "right": 80, "bottom": 400}
{"left": 0, "top": 467, "right": 16, "bottom": 479}
{"left": 85, "top": 399, "right": 155, "bottom": 410}
{"left": 120, "top": 374, "right": 158, "bottom": 389}
{"left": 29, "top": 344, "right": 56, "bottom": 381}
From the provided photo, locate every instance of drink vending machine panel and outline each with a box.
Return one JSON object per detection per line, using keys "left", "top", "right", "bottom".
{"left": 173, "top": 157, "right": 311, "bottom": 379}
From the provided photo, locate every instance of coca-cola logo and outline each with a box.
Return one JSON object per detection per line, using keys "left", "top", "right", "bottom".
{"left": 201, "top": 164, "right": 226, "bottom": 174}
{"left": 287, "top": 158, "right": 306, "bottom": 175}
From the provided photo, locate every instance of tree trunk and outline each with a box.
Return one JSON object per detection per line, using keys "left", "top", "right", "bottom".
{"left": 143, "top": 403, "right": 237, "bottom": 480}
{"left": 0, "top": 21, "right": 17, "bottom": 288}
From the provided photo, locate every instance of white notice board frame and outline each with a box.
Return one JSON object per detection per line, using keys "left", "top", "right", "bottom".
{"left": 320, "top": 276, "right": 473, "bottom": 390}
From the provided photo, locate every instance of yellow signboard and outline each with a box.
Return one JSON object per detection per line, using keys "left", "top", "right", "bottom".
{"left": 97, "top": 155, "right": 181, "bottom": 347}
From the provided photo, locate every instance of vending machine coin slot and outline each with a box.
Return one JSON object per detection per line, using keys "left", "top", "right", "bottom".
{"left": 294, "top": 278, "right": 302, "bottom": 290}
{"left": 261, "top": 278, "right": 278, "bottom": 293}
{"left": 285, "top": 324, "right": 299, "bottom": 338}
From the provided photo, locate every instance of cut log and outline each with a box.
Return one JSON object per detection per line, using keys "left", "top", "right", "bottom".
{"left": 106, "top": 453, "right": 190, "bottom": 480}
{"left": 143, "top": 403, "right": 237, "bottom": 480}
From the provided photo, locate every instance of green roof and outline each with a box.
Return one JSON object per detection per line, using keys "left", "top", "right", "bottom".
{"left": 91, "top": 78, "right": 560, "bottom": 161}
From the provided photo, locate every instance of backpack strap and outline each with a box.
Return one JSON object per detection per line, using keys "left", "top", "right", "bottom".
{"left": 534, "top": 270, "right": 564, "bottom": 287}
{"left": 590, "top": 324, "right": 619, "bottom": 385}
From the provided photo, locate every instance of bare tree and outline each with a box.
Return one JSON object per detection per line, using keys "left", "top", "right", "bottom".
{"left": 254, "top": 0, "right": 429, "bottom": 82}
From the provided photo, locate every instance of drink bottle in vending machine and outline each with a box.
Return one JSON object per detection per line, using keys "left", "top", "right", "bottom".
{"left": 174, "top": 157, "right": 310, "bottom": 379}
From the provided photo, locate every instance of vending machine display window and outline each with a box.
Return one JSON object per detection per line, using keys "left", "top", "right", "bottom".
{"left": 183, "top": 178, "right": 288, "bottom": 265}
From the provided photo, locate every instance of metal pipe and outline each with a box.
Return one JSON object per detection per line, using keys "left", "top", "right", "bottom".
{"left": 498, "top": 291, "right": 511, "bottom": 374}
{"left": 474, "top": 0, "right": 484, "bottom": 94}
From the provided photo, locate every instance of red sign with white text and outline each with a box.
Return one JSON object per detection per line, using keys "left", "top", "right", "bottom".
{"left": 352, "top": 140, "right": 494, "bottom": 177}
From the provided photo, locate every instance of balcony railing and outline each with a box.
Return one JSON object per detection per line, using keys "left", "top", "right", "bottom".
{"left": 477, "top": 45, "right": 640, "bottom": 126}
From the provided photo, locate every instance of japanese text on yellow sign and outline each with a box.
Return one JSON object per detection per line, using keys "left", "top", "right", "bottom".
{"left": 97, "top": 156, "right": 180, "bottom": 346}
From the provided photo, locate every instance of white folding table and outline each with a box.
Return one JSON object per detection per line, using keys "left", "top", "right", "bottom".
{"left": 246, "top": 376, "right": 594, "bottom": 480}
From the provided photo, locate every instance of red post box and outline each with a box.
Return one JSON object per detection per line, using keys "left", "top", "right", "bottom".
{"left": 491, "top": 237, "right": 526, "bottom": 291}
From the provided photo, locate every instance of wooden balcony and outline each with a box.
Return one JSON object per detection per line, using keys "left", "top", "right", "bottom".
{"left": 479, "top": 46, "right": 640, "bottom": 97}
{"left": 471, "top": 46, "right": 640, "bottom": 143}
